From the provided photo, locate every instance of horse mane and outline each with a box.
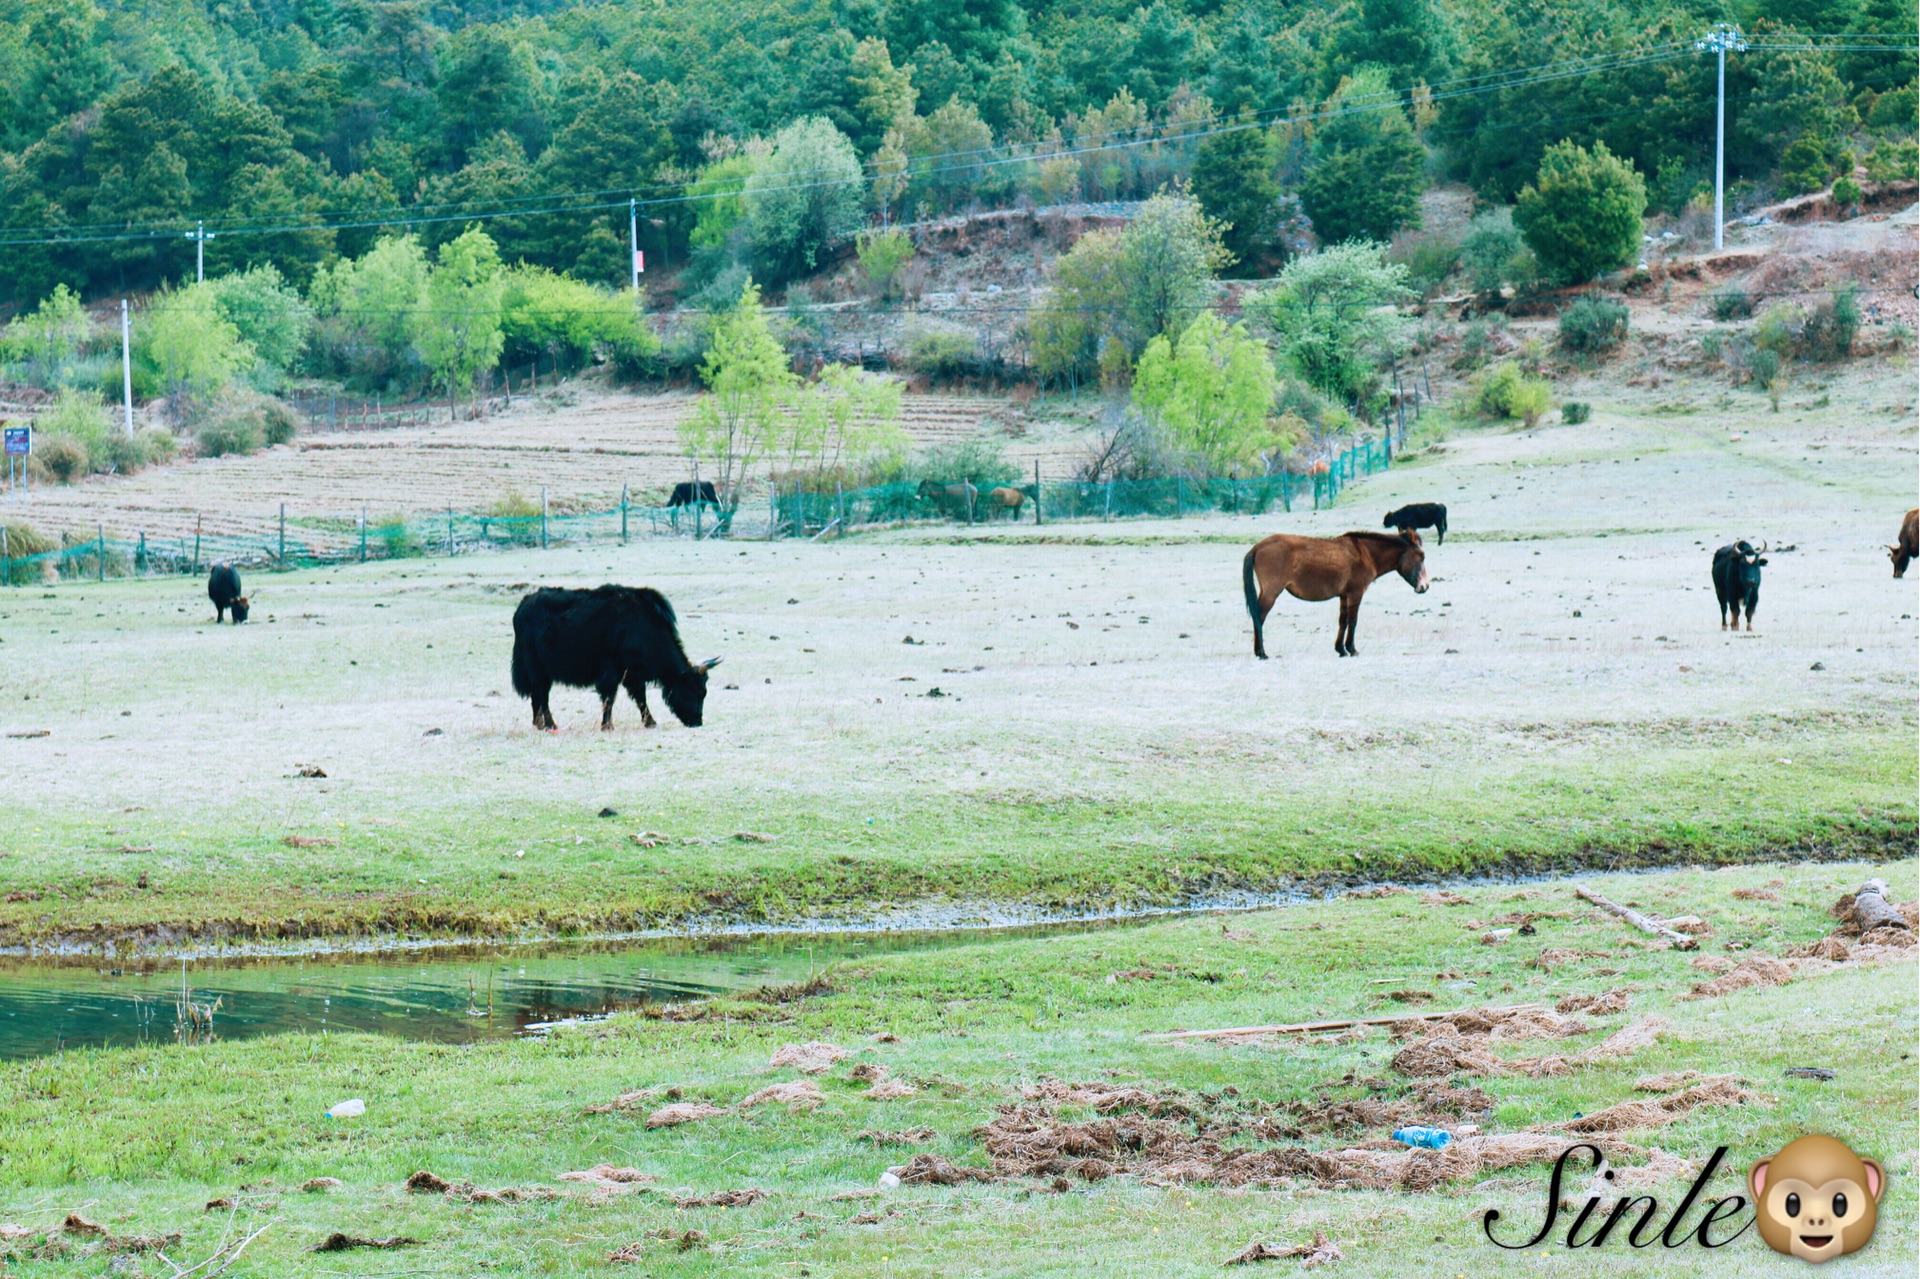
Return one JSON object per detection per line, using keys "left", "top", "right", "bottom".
{"left": 1344, "top": 530, "right": 1416, "bottom": 547}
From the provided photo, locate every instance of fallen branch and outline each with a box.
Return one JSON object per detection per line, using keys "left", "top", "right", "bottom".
{"left": 1575, "top": 885, "right": 1697, "bottom": 950}
{"left": 1146, "top": 1004, "right": 1544, "bottom": 1041}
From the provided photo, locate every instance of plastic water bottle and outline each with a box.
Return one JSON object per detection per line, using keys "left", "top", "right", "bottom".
{"left": 324, "top": 1098, "right": 366, "bottom": 1119}
{"left": 1392, "top": 1126, "right": 1452, "bottom": 1149}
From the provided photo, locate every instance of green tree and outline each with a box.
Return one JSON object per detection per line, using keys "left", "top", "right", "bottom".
{"left": 1118, "top": 188, "right": 1230, "bottom": 354}
{"left": 1030, "top": 228, "right": 1128, "bottom": 386}
{"left": 1191, "top": 115, "right": 1282, "bottom": 269}
{"left": 778, "top": 364, "right": 907, "bottom": 485}
{"left": 434, "top": 24, "right": 544, "bottom": 167}
{"left": 499, "top": 266, "right": 657, "bottom": 372}
{"left": 1513, "top": 140, "right": 1648, "bottom": 285}
{"left": 1132, "top": 312, "right": 1280, "bottom": 476}
{"left": 0, "top": 284, "right": 94, "bottom": 388}
{"left": 207, "top": 265, "right": 313, "bottom": 376}
{"left": 414, "top": 229, "right": 505, "bottom": 414}
{"left": 1299, "top": 70, "right": 1427, "bottom": 245}
{"left": 1260, "top": 241, "right": 1414, "bottom": 413}
{"left": 891, "top": 98, "right": 994, "bottom": 213}
{"left": 680, "top": 281, "right": 796, "bottom": 520}
{"left": 745, "top": 117, "right": 864, "bottom": 282}
{"left": 136, "top": 283, "right": 255, "bottom": 403}
{"left": 309, "top": 235, "right": 431, "bottom": 389}
{"left": 1329, "top": 0, "right": 1456, "bottom": 92}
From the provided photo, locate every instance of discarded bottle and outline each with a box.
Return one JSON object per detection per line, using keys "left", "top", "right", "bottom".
{"left": 324, "top": 1099, "right": 367, "bottom": 1119}
{"left": 1392, "top": 1126, "right": 1452, "bottom": 1149}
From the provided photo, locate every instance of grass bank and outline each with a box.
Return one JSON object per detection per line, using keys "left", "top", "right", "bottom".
{"left": 1, "top": 861, "right": 1913, "bottom": 1276}
{"left": 3, "top": 730, "right": 1911, "bottom": 948}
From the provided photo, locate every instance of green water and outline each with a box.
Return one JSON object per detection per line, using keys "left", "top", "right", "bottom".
{"left": 0, "top": 930, "right": 1010, "bottom": 1059}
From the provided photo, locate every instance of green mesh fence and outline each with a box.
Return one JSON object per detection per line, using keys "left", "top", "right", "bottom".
{"left": 3, "top": 433, "right": 1399, "bottom": 583}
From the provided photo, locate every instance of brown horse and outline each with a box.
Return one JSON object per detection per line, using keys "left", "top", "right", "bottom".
{"left": 1890, "top": 508, "right": 1918, "bottom": 578}
{"left": 1242, "top": 531, "right": 1430, "bottom": 659}
{"left": 986, "top": 486, "right": 1027, "bottom": 519}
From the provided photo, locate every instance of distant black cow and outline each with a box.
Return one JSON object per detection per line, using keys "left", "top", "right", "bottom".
{"left": 207, "top": 563, "right": 249, "bottom": 624}
{"left": 1383, "top": 503, "right": 1447, "bottom": 545}
{"left": 511, "top": 585, "right": 720, "bottom": 731}
{"left": 668, "top": 481, "right": 718, "bottom": 507}
{"left": 1712, "top": 540, "right": 1768, "bottom": 631}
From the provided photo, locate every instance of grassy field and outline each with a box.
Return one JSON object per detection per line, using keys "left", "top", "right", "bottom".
{"left": 1, "top": 861, "right": 1914, "bottom": 1276}
{"left": 1, "top": 366, "right": 1915, "bottom": 948}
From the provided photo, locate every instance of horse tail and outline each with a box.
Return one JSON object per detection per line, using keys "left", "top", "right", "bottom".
{"left": 1242, "top": 546, "right": 1263, "bottom": 647}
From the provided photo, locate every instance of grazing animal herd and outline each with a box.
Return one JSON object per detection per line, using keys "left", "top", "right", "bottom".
{"left": 194, "top": 499, "right": 1918, "bottom": 728}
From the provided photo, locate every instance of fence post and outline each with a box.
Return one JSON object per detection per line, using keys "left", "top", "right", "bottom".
{"left": 1175, "top": 475, "right": 1184, "bottom": 518}
{"left": 541, "top": 486, "right": 549, "bottom": 549}
{"left": 360, "top": 508, "right": 368, "bottom": 563}
{"left": 1104, "top": 480, "right": 1113, "bottom": 521}
{"left": 621, "top": 482, "right": 629, "bottom": 543}
{"left": 966, "top": 481, "right": 976, "bottom": 525}
{"left": 447, "top": 507, "right": 455, "bottom": 556}
{"left": 137, "top": 531, "right": 146, "bottom": 574}
{"left": 97, "top": 523, "right": 105, "bottom": 581}
{"left": 1033, "top": 459, "right": 1042, "bottom": 525}
{"left": 836, "top": 480, "right": 844, "bottom": 534}
{"left": 193, "top": 515, "right": 201, "bottom": 572}
{"left": 2, "top": 524, "right": 9, "bottom": 584}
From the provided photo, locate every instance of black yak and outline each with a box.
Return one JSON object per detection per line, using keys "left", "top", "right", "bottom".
{"left": 207, "top": 564, "right": 248, "bottom": 623}
{"left": 1383, "top": 502, "right": 1447, "bottom": 545}
{"left": 510, "top": 585, "right": 719, "bottom": 730}
{"left": 1712, "top": 540, "right": 1768, "bottom": 631}
{"left": 668, "top": 481, "right": 719, "bottom": 507}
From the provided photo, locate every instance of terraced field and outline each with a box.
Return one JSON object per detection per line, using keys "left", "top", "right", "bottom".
{"left": 6, "top": 387, "right": 1089, "bottom": 553}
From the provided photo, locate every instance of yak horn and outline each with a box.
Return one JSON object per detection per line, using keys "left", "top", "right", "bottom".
{"left": 698, "top": 656, "right": 723, "bottom": 671}
{"left": 1752, "top": 539, "right": 1768, "bottom": 556}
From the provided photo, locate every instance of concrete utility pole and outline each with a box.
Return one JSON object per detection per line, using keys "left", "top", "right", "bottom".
{"left": 185, "top": 221, "right": 216, "bottom": 282}
{"left": 629, "top": 198, "right": 642, "bottom": 295}
{"left": 1695, "top": 23, "right": 1748, "bottom": 251}
{"left": 120, "top": 299, "right": 133, "bottom": 435}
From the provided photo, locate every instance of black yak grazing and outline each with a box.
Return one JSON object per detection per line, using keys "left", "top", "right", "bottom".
{"left": 510, "top": 585, "right": 720, "bottom": 730}
{"left": 207, "top": 564, "right": 248, "bottom": 623}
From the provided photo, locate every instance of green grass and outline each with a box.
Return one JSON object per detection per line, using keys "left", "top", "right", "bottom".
{"left": 2, "top": 731, "right": 1910, "bottom": 944}
{"left": 2, "top": 861, "right": 1913, "bottom": 1276}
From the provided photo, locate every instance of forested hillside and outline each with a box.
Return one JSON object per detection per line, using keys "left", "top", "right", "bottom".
{"left": 0, "top": 0, "right": 1912, "bottom": 304}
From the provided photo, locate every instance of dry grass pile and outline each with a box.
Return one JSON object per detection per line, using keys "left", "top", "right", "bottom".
{"left": 738, "top": 1080, "right": 826, "bottom": 1112}
{"left": 1226, "top": 1231, "right": 1344, "bottom": 1266}
{"left": 1551, "top": 1076, "right": 1760, "bottom": 1134}
{"left": 645, "top": 1102, "right": 726, "bottom": 1129}
{"left": 768, "top": 1041, "right": 847, "bottom": 1074}
{"left": 1682, "top": 957, "right": 1795, "bottom": 998}
{"left": 1555, "top": 987, "right": 1634, "bottom": 1016}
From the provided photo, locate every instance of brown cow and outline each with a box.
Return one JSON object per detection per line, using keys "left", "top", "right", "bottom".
{"left": 1242, "top": 531, "right": 1430, "bottom": 659}
{"left": 1890, "top": 508, "right": 1918, "bottom": 578}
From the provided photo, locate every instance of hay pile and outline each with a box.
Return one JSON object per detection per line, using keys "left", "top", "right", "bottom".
{"left": 768, "top": 1041, "right": 847, "bottom": 1074}
{"left": 1552, "top": 1076, "right": 1758, "bottom": 1134}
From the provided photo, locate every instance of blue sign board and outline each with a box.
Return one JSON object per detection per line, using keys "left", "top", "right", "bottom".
{"left": 2, "top": 426, "right": 28, "bottom": 457}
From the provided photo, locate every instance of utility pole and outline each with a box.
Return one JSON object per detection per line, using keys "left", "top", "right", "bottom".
{"left": 184, "top": 221, "right": 215, "bottom": 282}
{"left": 1696, "top": 23, "right": 1748, "bottom": 252}
{"left": 120, "top": 299, "right": 134, "bottom": 436}
{"left": 629, "top": 198, "right": 642, "bottom": 295}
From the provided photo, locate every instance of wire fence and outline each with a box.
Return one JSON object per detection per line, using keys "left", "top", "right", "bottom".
{"left": 2, "top": 430, "right": 1401, "bottom": 586}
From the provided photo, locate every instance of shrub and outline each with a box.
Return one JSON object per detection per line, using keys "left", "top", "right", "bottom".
{"left": 135, "top": 427, "right": 178, "bottom": 465}
{"left": 903, "top": 324, "right": 978, "bottom": 379}
{"left": 197, "top": 416, "right": 263, "bottom": 458}
{"left": 856, "top": 228, "right": 914, "bottom": 300}
{"left": 375, "top": 513, "right": 421, "bottom": 557}
{"left": 261, "top": 399, "right": 300, "bottom": 446}
{"left": 911, "top": 438, "right": 1019, "bottom": 488}
{"left": 1749, "top": 347, "right": 1781, "bottom": 388}
{"left": 1700, "top": 330, "right": 1724, "bottom": 362}
{"left": 1709, "top": 286, "right": 1752, "bottom": 321}
{"left": 1395, "top": 238, "right": 1460, "bottom": 297}
{"left": 1775, "top": 137, "right": 1835, "bottom": 197}
{"left": 1864, "top": 139, "right": 1917, "bottom": 183}
{"left": 1801, "top": 284, "right": 1859, "bottom": 361}
{"left": 1459, "top": 210, "right": 1523, "bottom": 296}
{"left": 37, "top": 388, "right": 113, "bottom": 463}
{"left": 1753, "top": 304, "right": 1798, "bottom": 355}
{"left": 1514, "top": 141, "right": 1648, "bottom": 284}
{"left": 1557, "top": 296, "right": 1629, "bottom": 354}
{"left": 1561, "top": 401, "right": 1591, "bottom": 424}
{"left": 1508, "top": 377, "right": 1552, "bottom": 427}
{"left": 1831, "top": 175, "right": 1863, "bottom": 208}
{"left": 35, "top": 435, "right": 88, "bottom": 482}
